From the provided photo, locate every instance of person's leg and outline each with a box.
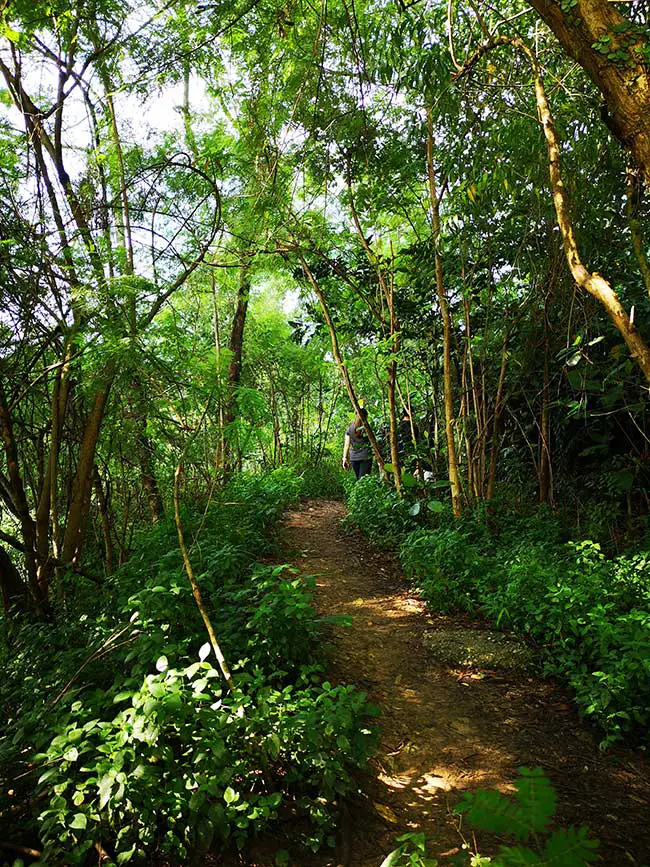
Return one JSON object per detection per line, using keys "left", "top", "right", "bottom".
{"left": 358, "top": 460, "right": 372, "bottom": 478}
{"left": 351, "top": 460, "right": 362, "bottom": 480}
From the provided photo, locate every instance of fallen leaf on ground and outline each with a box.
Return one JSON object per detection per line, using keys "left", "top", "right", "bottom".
{"left": 373, "top": 802, "right": 399, "bottom": 824}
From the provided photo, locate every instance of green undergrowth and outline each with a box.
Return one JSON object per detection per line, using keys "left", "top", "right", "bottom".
{"left": 347, "top": 475, "right": 650, "bottom": 746}
{"left": 296, "top": 460, "right": 347, "bottom": 500}
{"left": 0, "top": 468, "right": 377, "bottom": 865}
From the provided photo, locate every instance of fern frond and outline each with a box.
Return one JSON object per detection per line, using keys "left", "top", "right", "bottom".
{"left": 542, "top": 827, "right": 600, "bottom": 865}
{"left": 493, "top": 844, "right": 542, "bottom": 866}
{"left": 455, "top": 789, "right": 531, "bottom": 839}
{"left": 513, "top": 767, "right": 556, "bottom": 836}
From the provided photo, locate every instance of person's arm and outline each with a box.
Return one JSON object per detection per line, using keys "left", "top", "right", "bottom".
{"left": 342, "top": 432, "right": 351, "bottom": 469}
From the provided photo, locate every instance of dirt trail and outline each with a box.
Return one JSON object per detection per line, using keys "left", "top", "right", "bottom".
{"left": 275, "top": 500, "right": 650, "bottom": 866}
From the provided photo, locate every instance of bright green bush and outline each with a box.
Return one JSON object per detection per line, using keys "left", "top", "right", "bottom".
{"left": 32, "top": 665, "right": 374, "bottom": 864}
{"left": 400, "top": 526, "right": 492, "bottom": 614}
{"left": 0, "top": 468, "right": 377, "bottom": 863}
{"left": 346, "top": 475, "right": 414, "bottom": 549}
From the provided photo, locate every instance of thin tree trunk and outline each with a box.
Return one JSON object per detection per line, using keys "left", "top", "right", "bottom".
{"left": 61, "top": 363, "right": 115, "bottom": 567}
{"left": 93, "top": 466, "right": 115, "bottom": 575}
{"left": 223, "top": 261, "right": 251, "bottom": 473}
{"left": 211, "top": 274, "right": 227, "bottom": 477}
{"left": 0, "top": 378, "right": 40, "bottom": 602}
{"left": 486, "top": 332, "right": 509, "bottom": 502}
{"left": 385, "top": 253, "right": 402, "bottom": 493}
{"left": 346, "top": 167, "right": 402, "bottom": 491}
{"left": 298, "top": 255, "right": 385, "bottom": 473}
{"left": 427, "top": 108, "right": 462, "bottom": 517}
{"left": 0, "top": 546, "right": 28, "bottom": 614}
{"left": 538, "top": 302, "right": 552, "bottom": 505}
{"left": 459, "top": 35, "right": 650, "bottom": 384}
{"left": 626, "top": 163, "right": 650, "bottom": 299}
{"left": 174, "top": 462, "right": 234, "bottom": 692}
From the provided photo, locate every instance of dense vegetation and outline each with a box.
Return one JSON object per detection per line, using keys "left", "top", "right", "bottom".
{"left": 1, "top": 0, "right": 650, "bottom": 861}
{"left": 1, "top": 469, "right": 377, "bottom": 862}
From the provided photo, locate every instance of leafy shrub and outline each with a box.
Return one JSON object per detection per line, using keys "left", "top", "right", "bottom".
{"left": 400, "top": 527, "right": 493, "bottom": 614}
{"left": 379, "top": 769, "right": 599, "bottom": 866}
{"left": 346, "top": 475, "right": 414, "bottom": 549}
{"left": 379, "top": 832, "right": 438, "bottom": 866}
{"left": 298, "top": 461, "right": 347, "bottom": 499}
{"left": 32, "top": 664, "right": 375, "bottom": 864}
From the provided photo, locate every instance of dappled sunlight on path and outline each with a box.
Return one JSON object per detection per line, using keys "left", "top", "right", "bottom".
{"left": 276, "top": 500, "right": 650, "bottom": 867}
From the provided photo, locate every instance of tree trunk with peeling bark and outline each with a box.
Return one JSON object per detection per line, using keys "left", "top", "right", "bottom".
{"left": 527, "top": 0, "right": 650, "bottom": 184}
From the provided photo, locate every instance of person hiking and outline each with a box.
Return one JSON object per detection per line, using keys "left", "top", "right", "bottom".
{"left": 342, "top": 408, "right": 372, "bottom": 480}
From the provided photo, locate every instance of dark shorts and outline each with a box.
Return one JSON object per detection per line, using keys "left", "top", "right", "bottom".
{"left": 351, "top": 459, "right": 372, "bottom": 480}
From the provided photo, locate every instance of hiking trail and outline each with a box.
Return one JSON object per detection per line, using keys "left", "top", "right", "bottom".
{"left": 240, "top": 499, "right": 650, "bottom": 866}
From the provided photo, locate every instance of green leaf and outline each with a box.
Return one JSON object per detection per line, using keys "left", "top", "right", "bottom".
{"left": 148, "top": 682, "right": 165, "bottom": 698}
{"left": 379, "top": 849, "right": 404, "bottom": 867}
{"left": 70, "top": 813, "right": 87, "bottom": 830}
{"left": 98, "top": 775, "right": 114, "bottom": 809}
{"left": 3, "top": 24, "right": 21, "bottom": 43}
{"left": 224, "top": 786, "right": 239, "bottom": 805}
{"left": 427, "top": 500, "right": 445, "bottom": 513}
{"left": 267, "top": 732, "right": 281, "bottom": 760}
{"left": 494, "top": 844, "right": 541, "bottom": 865}
{"left": 542, "top": 827, "right": 599, "bottom": 865}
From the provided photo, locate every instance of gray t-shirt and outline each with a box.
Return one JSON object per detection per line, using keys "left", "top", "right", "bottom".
{"left": 347, "top": 422, "right": 370, "bottom": 461}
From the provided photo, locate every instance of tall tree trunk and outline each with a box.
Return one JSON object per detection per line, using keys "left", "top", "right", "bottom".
{"left": 136, "top": 420, "right": 164, "bottom": 523}
{"left": 0, "top": 377, "right": 41, "bottom": 602}
{"left": 0, "top": 546, "right": 27, "bottom": 615}
{"left": 385, "top": 259, "right": 402, "bottom": 493}
{"left": 223, "top": 261, "right": 251, "bottom": 473}
{"left": 61, "top": 364, "right": 115, "bottom": 567}
{"left": 427, "top": 108, "right": 462, "bottom": 517}
{"left": 211, "top": 273, "right": 227, "bottom": 478}
{"left": 346, "top": 166, "right": 402, "bottom": 491}
{"left": 538, "top": 298, "right": 553, "bottom": 505}
{"left": 486, "top": 332, "right": 509, "bottom": 503}
{"left": 626, "top": 162, "right": 650, "bottom": 298}
{"left": 525, "top": 0, "right": 650, "bottom": 184}
{"left": 93, "top": 466, "right": 115, "bottom": 576}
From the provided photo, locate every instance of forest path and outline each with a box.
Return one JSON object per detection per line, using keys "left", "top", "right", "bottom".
{"left": 245, "top": 499, "right": 650, "bottom": 866}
